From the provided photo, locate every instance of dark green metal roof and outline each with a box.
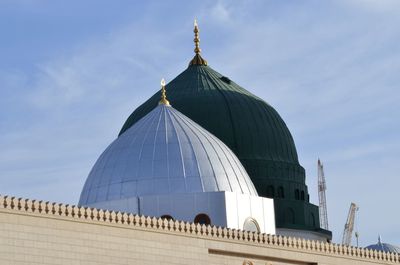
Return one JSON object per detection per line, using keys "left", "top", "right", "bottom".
{"left": 120, "top": 65, "right": 299, "bottom": 164}
{"left": 119, "top": 64, "right": 330, "bottom": 236}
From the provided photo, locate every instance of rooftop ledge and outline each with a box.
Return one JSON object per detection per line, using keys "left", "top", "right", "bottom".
{"left": 0, "top": 194, "right": 399, "bottom": 263}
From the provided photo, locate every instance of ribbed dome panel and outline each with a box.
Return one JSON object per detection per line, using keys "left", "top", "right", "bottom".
{"left": 366, "top": 241, "right": 400, "bottom": 254}
{"left": 79, "top": 105, "right": 257, "bottom": 205}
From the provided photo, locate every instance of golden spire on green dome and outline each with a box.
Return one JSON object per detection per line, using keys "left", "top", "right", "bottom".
{"left": 189, "top": 19, "right": 208, "bottom": 66}
{"left": 159, "top": 78, "right": 170, "bottom": 106}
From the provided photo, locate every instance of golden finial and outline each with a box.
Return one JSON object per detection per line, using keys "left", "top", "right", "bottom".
{"left": 189, "top": 19, "right": 208, "bottom": 66}
{"left": 194, "top": 19, "right": 201, "bottom": 54}
{"left": 159, "top": 78, "right": 170, "bottom": 106}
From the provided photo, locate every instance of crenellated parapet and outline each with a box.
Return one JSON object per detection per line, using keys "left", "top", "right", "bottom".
{"left": 0, "top": 194, "right": 398, "bottom": 264}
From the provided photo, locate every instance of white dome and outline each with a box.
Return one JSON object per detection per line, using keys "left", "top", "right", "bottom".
{"left": 79, "top": 104, "right": 257, "bottom": 206}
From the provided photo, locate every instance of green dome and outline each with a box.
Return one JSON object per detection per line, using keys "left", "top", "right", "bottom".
{"left": 120, "top": 64, "right": 328, "bottom": 235}
{"left": 120, "top": 64, "right": 304, "bottom": 186}
{"left": 121, "top": 65, "right": 298, "bottom": 164}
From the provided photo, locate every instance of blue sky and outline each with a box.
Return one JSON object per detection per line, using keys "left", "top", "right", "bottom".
{"left": 1, "top": 0, "right": 399, "bottom": 247}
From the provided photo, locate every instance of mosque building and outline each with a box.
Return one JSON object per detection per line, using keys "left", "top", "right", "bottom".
{"left": 0, "top": 21, "right": 398, "bottom": 265}
{"left": 78, "top": 20, "right": 330, "bottom": 242}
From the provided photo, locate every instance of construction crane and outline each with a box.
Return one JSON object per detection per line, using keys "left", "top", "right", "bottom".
{"left": 342, "top": 203, "right": 359, "bottom": 246}
{"left": 318, "top": 159, "right": 329, "bottom": 230}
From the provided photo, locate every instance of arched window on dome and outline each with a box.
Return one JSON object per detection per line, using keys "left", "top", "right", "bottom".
{"left": 266, "top": 185, "right": 275, "bottom": 198}
{"left": 301, "top": 191, "right": 305, "bottom": 201}
{"left": 309, "top": 213, "right": 316, "bottom": 227}
{"left": 278, "top": 186, "right": 284, "bottom": 198}
{"left": 285, "top": 208, "right": 295, "bottom": 224}
{"left": 160, "top": 215, "right": 174, "bottom": 220}
{"left": 243, "top": 217, "right": 260, "bottom": 233}
{"left": 295, "top": 189, "right": 300, "bottom": 200}
{"left": 194, "top": 213, "right": 211, "bottom": 225}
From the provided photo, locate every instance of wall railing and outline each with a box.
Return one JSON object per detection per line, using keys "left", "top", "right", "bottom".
{"left": 0, "top": 195, "right": 398, "bottom": 263}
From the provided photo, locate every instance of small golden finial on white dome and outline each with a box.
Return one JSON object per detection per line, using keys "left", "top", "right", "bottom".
{"left": 159, "top": 78, "right": 170, "bottom": 106}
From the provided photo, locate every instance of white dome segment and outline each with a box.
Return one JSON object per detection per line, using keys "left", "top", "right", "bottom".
{"left": 79, "top": 104, "right": 258, "bottom": 206}
{"left": 78, "top": 86, "right": 274, "bottom": 235}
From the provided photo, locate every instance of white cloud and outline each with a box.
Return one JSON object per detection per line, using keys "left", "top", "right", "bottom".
{"left": 28, "top": 25, "right": 172, "bottom": 109}
{"left": 341, "top": 0, "right": 400, "bottom": 12}
{"left": 210, "top": 1, "right": 231, "bottom": 22}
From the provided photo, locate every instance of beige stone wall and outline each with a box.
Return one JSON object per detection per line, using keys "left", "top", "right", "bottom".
{"left": 0, "top": 195, "right": 398, "bottom": 265}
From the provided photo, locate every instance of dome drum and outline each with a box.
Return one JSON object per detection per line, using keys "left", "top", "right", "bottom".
{"left": 259, "top": 180, "right": 310, "bottom": 201}
{"left": 275, "top": 200, "right": 332, "bottom": 241}
{"left": 85, "top": 191, "right": 276, "bottom": 234}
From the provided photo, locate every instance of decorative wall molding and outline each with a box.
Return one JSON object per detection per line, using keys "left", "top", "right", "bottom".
{"left": 0, "top": 194, "right": 398, "bottom": 263}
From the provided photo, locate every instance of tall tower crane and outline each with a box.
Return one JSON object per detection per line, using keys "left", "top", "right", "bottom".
{"left": 318, "top": 159, "right": 329, "bottom": 230}
{"left": 342, "top": 203, "right": 359, "bottom": 246}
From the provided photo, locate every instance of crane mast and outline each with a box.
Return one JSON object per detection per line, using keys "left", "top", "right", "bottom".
{"left": 318, "top": 159, "right": 329, "bottom": 230}
{"left": 342, "top": 203, "right": 359, "bottom": 246}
